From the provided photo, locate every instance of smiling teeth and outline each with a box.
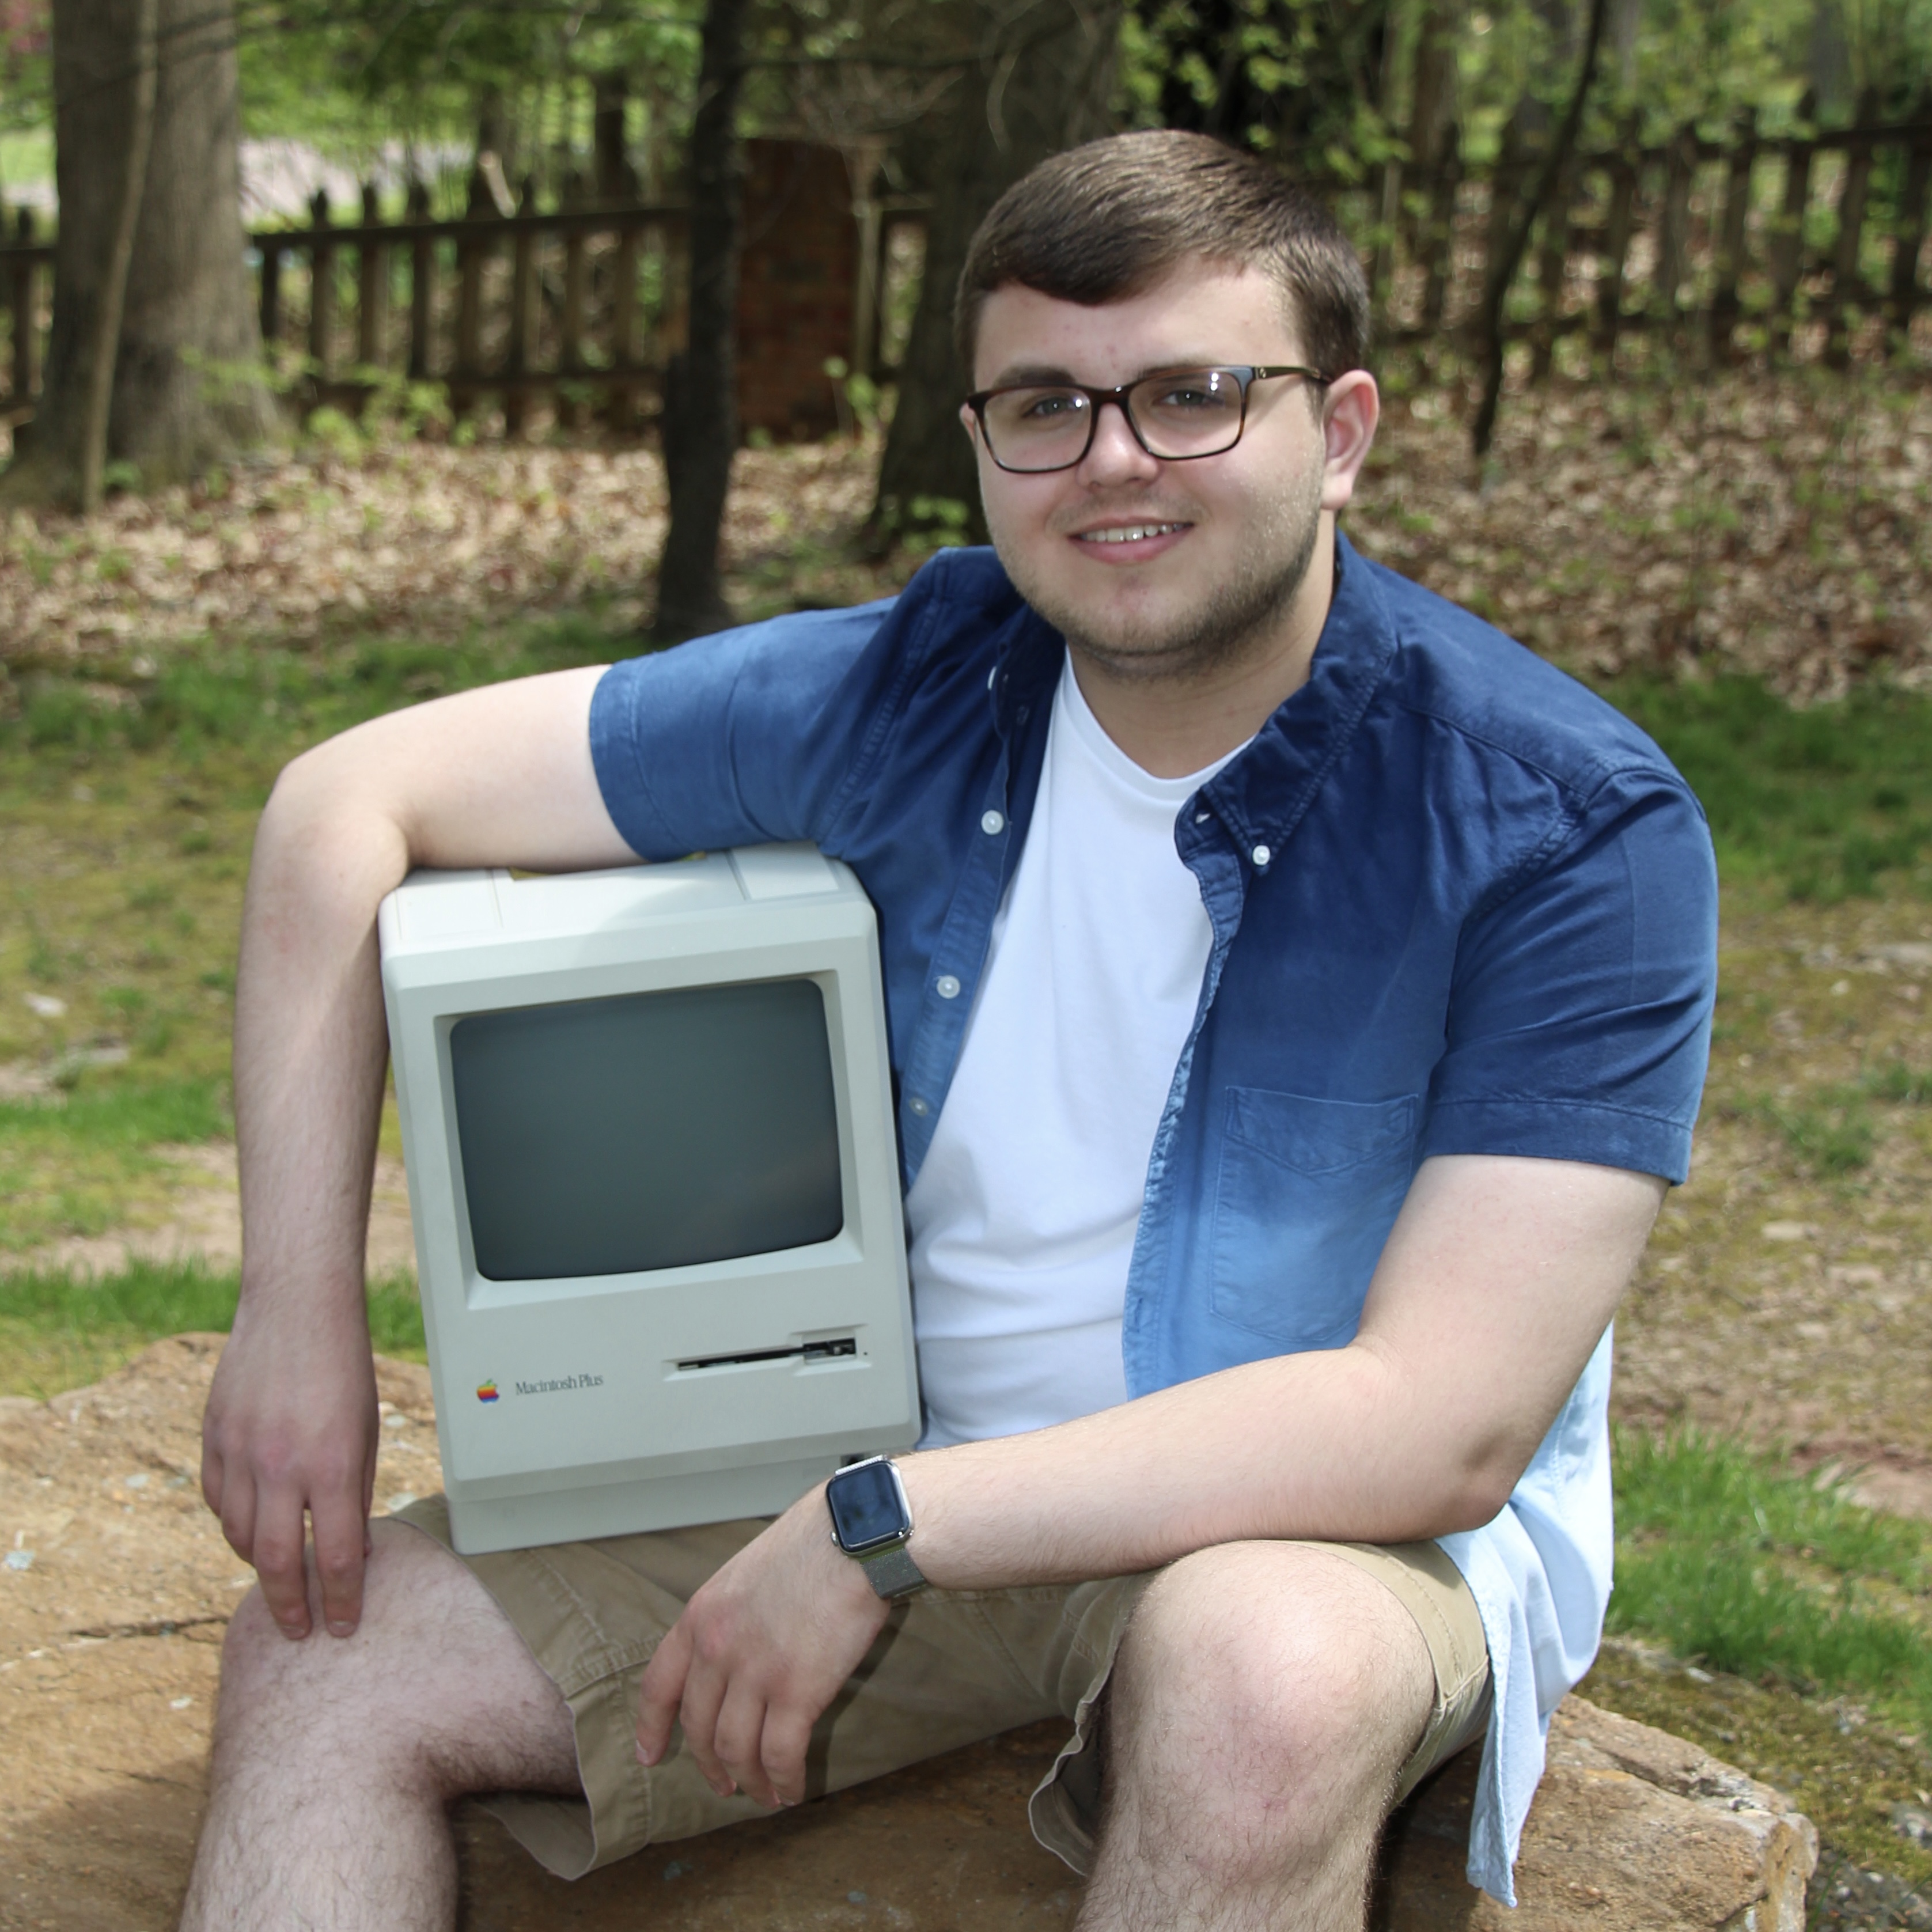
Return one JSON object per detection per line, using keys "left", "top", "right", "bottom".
{"left": 1080, "top": 524, "right": 1183, "bottom": 543}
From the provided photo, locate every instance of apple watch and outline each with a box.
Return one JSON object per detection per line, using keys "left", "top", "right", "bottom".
{"left": 825, "top": 1456, "right": 927, "bottom": 1599}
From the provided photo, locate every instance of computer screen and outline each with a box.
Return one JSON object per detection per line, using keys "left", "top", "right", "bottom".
{"left": 450, "top": 979, "right": 843, "bottom": 1282}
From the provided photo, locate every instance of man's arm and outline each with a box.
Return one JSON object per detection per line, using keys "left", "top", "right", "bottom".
{"left": 203, "top": 666, "right": 634, "bottom": 1642}
{"left": 637, "top": 1151, "right": 1662, "bottom": 1806}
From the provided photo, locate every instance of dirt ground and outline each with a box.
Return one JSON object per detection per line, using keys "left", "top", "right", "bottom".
{"left": 1612, "top": 895, "right": 1932, "bottom": 1519}
{"left": 0, "top": 1334, "right": 1103, "bottom": 1930}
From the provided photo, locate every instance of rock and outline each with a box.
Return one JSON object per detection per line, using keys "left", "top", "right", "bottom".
{"left": 1376, "top": 1699, "right": 1819, "bottom": 1931}
{"left": 1895, "top": 1803, "right": 1932, "bottom": 1849}
{"left": 0, "top": 1337, "right": 1821, "bottom": 1930}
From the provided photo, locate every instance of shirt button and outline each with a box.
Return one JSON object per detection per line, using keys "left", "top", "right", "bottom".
{"left": 1252, "top": 843, "right": 1272, "bottom": 867}
{"left": 935, "top": 975, "right": 961, "bottom": 1000}
{"left": 907, "top": 1096, "right": 931, "bottom": 1117}
{"left": 980, "top": 810, "right": 1006, "bottom": 836}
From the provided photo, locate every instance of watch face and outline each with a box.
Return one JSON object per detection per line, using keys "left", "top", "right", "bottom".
{"left": 829, "top": 1459, "right": 908, "bottom": 1553}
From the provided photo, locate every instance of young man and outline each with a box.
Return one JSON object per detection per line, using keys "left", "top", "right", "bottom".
{"left": 183, "top": 131, "right": 1716, "bottom": 1932}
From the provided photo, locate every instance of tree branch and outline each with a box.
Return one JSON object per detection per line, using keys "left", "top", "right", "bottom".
{"left": 1469, "top": 0, "right": 1611, "bottom": 461}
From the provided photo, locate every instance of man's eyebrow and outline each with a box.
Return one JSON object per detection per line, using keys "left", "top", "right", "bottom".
{"left": 984, "top": 362, "right": 1078, "bottom": 388}
{"left": 983, "top": 357, "right": 1232, "bottom": 389}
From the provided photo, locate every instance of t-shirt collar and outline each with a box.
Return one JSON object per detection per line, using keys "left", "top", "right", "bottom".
{"left": 993, "top": 529, "right": 1398, "bottom": 853}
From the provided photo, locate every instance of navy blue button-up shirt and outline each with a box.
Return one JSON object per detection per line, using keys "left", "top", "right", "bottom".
{"left": 590, "top": 533, "right": 1718, "bottom": 1900}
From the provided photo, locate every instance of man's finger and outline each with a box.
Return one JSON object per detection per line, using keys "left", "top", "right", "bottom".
{"left": 760, "top": 1704, "right": 815, "bottom": 1808}
{"left": 677, "top": 1661, "right": 733, "bottom": 1798}
{"left": 213, "top": 1461, "right": 254, "bottom": 1566}
{"left": 246, "top": 1494, "right": 313, "bottom": 1638}
{"left": 310, "top": 1487, "right": 369, "bottom": 1637}
{"left": 713, "top": 1683, "right": 775, "bottom": 1806}
{"left": 199, "top": 1436, "right": 225, "bottom": 1520}
{"left": 635, "top": 1622, "right": 693, "bottom": 1765}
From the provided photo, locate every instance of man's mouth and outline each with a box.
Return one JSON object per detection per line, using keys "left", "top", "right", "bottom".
{"left": 1073, "top": 522, "right": 1189, "bottom": 545}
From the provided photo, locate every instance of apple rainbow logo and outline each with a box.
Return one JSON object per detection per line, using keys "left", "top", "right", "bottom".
{"left": 476, "top": 1380, "right": 500, "bottom": 1403}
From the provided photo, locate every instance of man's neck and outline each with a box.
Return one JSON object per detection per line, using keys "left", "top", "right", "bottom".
{"left": 1066, "top": 526, "right": 1337, "bottom": 780}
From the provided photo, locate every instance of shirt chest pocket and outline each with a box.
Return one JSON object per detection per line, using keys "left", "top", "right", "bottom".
{"left": 1209, "top": 1089, "right": 1420, "bottom": 1350}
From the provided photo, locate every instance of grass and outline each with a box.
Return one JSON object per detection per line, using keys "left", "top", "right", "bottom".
{"left": 1599, "top": 673, "right": 1932, "bottom": 905}
{"left": 1609, "top": 1429, "right": 1932, "bottom": 1728}
{"left": 0, "top": 1259, "right": 426, "bottom": 1399}
{"left": 1717, "top": 1058, "right": 1932, "bottom": 1177}
{"left": 0, "top": 616, "right": 627, "bottom": 1102}
{"left": 0, "top": 1077, "right": 233, "bottom": 1251}
{"left": 1592, "top": 1431, "right": 1932, "bottom": 1895}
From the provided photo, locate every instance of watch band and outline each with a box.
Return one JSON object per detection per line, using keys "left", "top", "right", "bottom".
{"left": 854, "top": 1538, "right": 928, "bottom": 1599}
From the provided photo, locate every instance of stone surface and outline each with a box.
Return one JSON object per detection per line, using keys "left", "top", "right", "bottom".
{"left": 0, "top": 1339, "right": 1819, "bottom": 1931}
{"left": 1377, "top": 1699, "right": 1819, "bottom": 1932}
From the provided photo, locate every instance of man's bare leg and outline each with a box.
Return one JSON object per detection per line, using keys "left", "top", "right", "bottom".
{"left": 1077, "top": 1543, "right": 1437, "bottom": 1932}
{"left": 180, "top": 1520, "right": 579, "bottom": 1932}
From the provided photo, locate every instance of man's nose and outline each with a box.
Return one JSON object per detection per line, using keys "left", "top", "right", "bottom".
{"left": 1076, "top": 399, "right": 1162, "bottom": 484}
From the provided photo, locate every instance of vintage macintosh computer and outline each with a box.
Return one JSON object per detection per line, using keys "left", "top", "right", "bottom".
{"left": 377, "top": 845, "right": 919, "bottom": 1556}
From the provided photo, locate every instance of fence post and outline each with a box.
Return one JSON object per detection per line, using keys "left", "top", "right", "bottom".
{"left": 1770, "top": 89, "right": 1817, "bottom": 357}
{"left": 407, "top": 180, "right": 434, "bottom": 381}
{"left": 503, "top": 174, "right": 538, "bottom": 437}
{"left": 357, "top": 181, "right": 388, "bottom": 387}
{"left": 1826, "top": 89, "right": 1880, "bottom": 369}
{"left": 1418, "top": 126, "right": 1461, "bottom": 346}
{"left": 259, "top": 236, "right": 282, "bottom": 353}
{"left": 1653, "top": 124, "right": 1697, "bottom": 331}
{"left": 308, "top": 188, "right": 335, "bottom": 381}
{"left": 1483, "top": 108, "right": 1531, "bottom": 302}
{"left": 1709, "top": 107, "right": 1757, "bottom": 363}
{"left": 1530, "top": 147, "right": 1578, "bottom": 382}
{"left": 848, "top": 139, "right": 884, "bottom": 379}
{"left": 1886, "top": 90, "right": 1932, "bottom": 354}
{"left": 452, "top": 164, "right": 492, "bottom": 417}
{"left": 559, "top": 170, "right": 589, "bottom": 430}
{"left": 1593, "top": 118, "right": 1640, "bottom": 370}
{"left": 609, "top": 210, "right": 643, "bottom": 434}
{"left": 9, "top": 208, "right": 36, "bottom": 406}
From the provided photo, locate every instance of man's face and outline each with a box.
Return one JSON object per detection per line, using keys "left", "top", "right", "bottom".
{"left": 963, "top": 264, "right": 1359, "bottom": 685}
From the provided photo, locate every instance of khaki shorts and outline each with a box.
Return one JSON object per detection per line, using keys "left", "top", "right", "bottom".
{"left": 397, "top": 1495, "right": 1491, "bottom": 1882}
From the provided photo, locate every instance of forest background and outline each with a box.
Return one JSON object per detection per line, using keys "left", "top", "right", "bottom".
{"left": 2, "top": 0, "right": 1932, "bottom": 1926}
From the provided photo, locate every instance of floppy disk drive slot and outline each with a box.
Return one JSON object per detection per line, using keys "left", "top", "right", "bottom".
{"left": 673, "top": 1335, "right": 858, "bottom": 1374}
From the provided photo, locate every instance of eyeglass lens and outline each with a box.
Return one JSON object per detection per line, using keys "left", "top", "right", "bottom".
{"left": 982, "top": 369, "right": 1247, "bottom": 472}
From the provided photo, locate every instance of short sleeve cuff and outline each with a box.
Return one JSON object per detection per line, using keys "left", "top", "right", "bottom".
{"left": 1419, "top": 1097, "right": 1692, "bottom": 1185}
{"left": 588, "top": 657, "right": 682, "bottom": 859}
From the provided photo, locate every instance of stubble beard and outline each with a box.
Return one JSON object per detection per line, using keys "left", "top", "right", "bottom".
{"left": 1003, "top": 472, "right": 1327, "bottom": 689}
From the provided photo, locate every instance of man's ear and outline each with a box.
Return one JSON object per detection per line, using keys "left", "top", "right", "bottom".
{"left": 1319, "top": 371, "right": 1380, "bottom": 515}
{"left": 959, "top": 401, "right": 980, "bottom": 446}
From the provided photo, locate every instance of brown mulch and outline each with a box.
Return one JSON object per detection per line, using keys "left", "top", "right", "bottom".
{"left": 0, "top": 372, "right": 1926, "bottom": 707}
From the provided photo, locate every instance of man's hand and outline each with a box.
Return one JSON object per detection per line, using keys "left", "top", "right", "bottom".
{"left": 635, "top": 1488, "right": 894, "bottom": 1809}
{"left": 201, "top": 1291, "right": 380, "bottom": 1639}
{"left": 208, "top": 662, "right": 630, "bottom": 1638}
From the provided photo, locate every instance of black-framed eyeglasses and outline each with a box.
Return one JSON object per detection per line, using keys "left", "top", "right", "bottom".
{"left": 965, "top": 365, "right": 1329, "bottom": 475}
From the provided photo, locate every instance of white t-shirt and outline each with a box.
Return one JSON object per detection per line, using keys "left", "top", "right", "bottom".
{"left": 906, "top": 657, "right": 1241, "bottom": 1448}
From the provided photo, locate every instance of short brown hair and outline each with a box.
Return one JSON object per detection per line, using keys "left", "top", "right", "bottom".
{"left": 956, "top": 130, "right": 1370, "bottom": 385}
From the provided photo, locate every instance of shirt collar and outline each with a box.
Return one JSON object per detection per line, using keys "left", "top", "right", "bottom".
{"left": 986, "top": 528, "right": 1397, "bottom": 847}
{"left": 1197, "top": 530, "right": 1396, "bottom": 853}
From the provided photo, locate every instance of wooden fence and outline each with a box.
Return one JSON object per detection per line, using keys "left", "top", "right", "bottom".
{"left": 1364, "top": 90, "right": 1932, "bottom": 373}
{"left": 0, "top": 139, "right": 929, "bottom": 442}
{"left": 0, "top": 100, "right": 1929, "bottom": 445}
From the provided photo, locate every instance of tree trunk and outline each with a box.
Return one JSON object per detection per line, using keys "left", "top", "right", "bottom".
{"left": 651, "top": 0, "right": 751, "bottom": 643}
{"left": 1469, "top": 0, "right": 1609, "bottom": 461}
{"left": 78, "top": 0, "right": 156, "bottom": 514}
{"left": 867, "top": 0, "right": 1122, "bottom": 551}
{"left": 6, "top": 0, "right": 278, "bottom": 504}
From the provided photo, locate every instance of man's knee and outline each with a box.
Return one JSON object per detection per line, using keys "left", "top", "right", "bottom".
{"left": 213, "top": 1521, "right": 573, "bottom": 1800}
{"left": 1110, "top": 1541, "right": 1434, "bottom": 1803}
{"left": 217, "top": 1525, "right": 441, "bottom": 1737}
